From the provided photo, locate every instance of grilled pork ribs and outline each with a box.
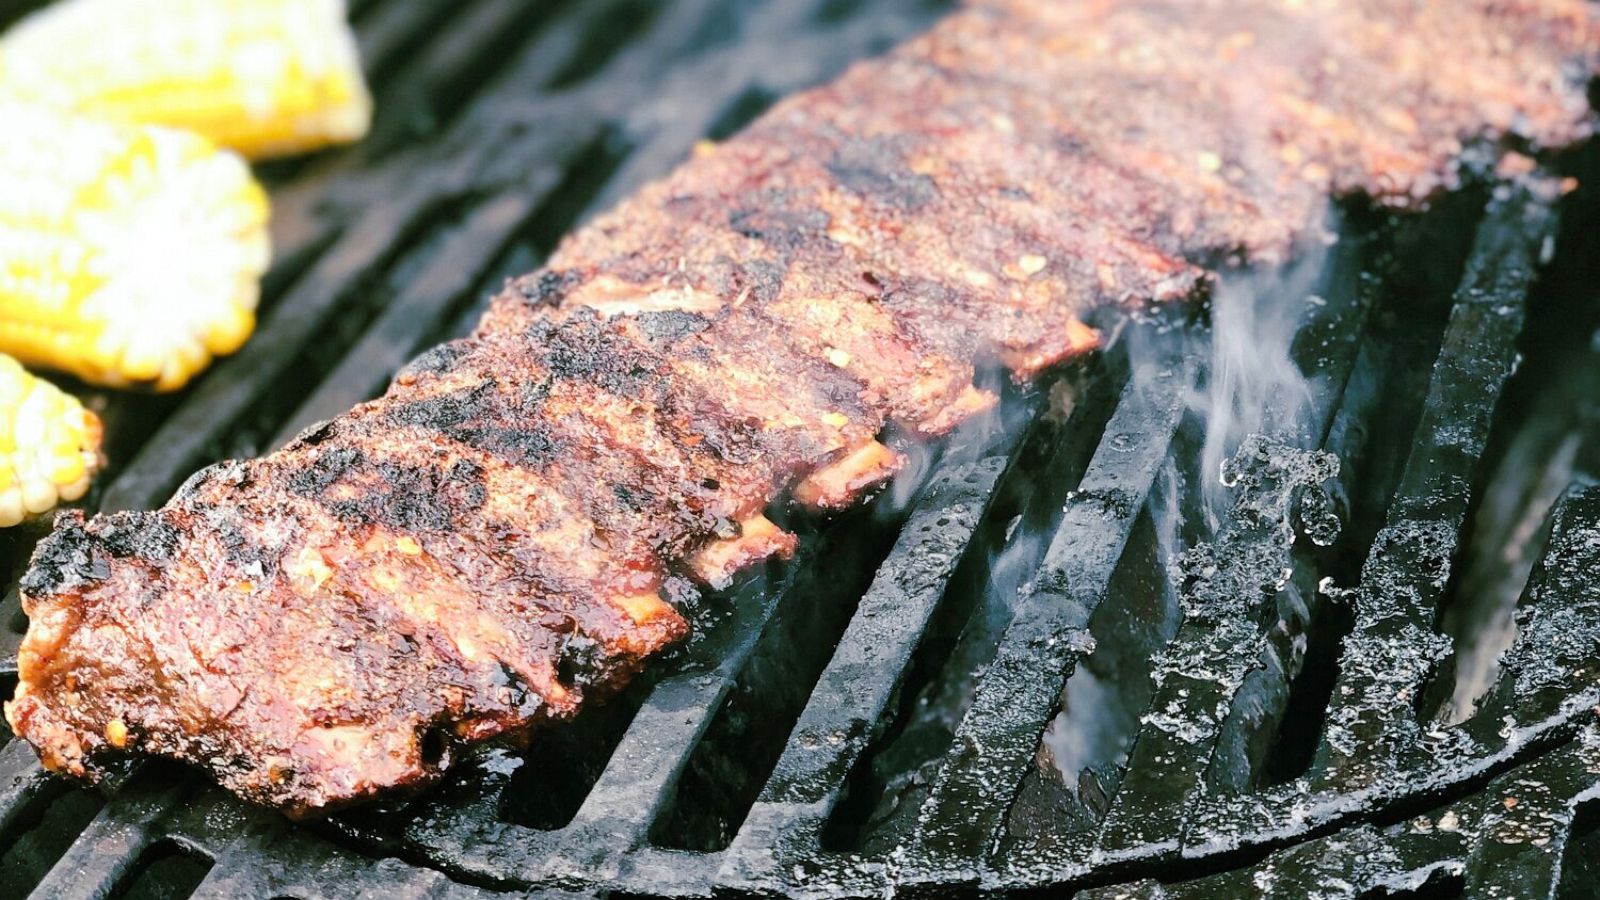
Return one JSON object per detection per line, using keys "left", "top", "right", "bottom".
{"left": 9, "top": 0, "right": 1597, "bottom": 815}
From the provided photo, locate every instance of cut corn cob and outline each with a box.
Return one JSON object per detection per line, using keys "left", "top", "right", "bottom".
{"left": 0, "top": 103, "right": 271, "bottom": 391}
{"left": 0, "top": 0, "right": 371, "bottom": 160}
{"left": 0, "top": 354, "right": 103, "bottom": 527}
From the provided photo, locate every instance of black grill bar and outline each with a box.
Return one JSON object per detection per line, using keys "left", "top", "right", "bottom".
{"left": 1090, "top": 233, "right": 1373, "bottom": 864}
{"left": 908, "top": 357, "right": 1187, "bottom": 866}
{"left": 1459, "top": 485, "right": 1600, "bottom": 895}
{"left": 1097, "top": 483, "right": 1600, "bottom": 898}
{"left": 0, "top": 740, "right": 50, "bottom": 840}
{"left": 723, "top": 456, "right": 1007, "bottom": 873}
{"left": 1308, "top": 186, "right": 1556, "bottom": 794}
{"left": 27, "top": 766, "right": 201, "bottom": 900}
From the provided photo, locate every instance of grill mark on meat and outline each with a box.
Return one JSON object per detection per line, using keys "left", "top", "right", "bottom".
{"left": 288, "top": 448, "right": 490, "bottom": 534}
{"left": 825, "top": 135, "right": 941, "bottom": 210}
{"left": 394, "top": 342, "right": 471, "bottom": 382}
{"left": 9, "top": 0, "right": 1599, "bottom": 816}
{"left": 387, "top": 381, "right": 563, "bottom": 470}
{"left": 389, "top": 331, "right": 778, "bottom": 561}
{"left": 20, "top": 514, "right": 111, "bottom": 597}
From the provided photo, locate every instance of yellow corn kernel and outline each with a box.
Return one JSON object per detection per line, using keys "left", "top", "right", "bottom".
{"left": 0, "top": 354, "right": 103, "bottom": 527}
{"left": 0, "top": 0, "right": 371, "bottom": 160}
{"left": 0, "top": 104, "right": 270, "bottom": 391}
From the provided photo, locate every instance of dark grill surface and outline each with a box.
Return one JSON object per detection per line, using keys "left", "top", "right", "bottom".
{"left": 1, "top": 1, "right": 1599, "bottom": 898}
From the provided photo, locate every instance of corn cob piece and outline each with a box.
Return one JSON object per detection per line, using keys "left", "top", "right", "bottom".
{"left": 0, "top": 0, "right": 371, "bottom": 160}
{"left": 0, "top": 354, "right": 103, "bottom": 527}
{"left": 0, "top": 104, "right": 271, "bottom": 392}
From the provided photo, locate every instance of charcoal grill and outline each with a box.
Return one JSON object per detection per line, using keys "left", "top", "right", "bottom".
{"left": 1, "top": 0, "right": 1599, "bottom": 897}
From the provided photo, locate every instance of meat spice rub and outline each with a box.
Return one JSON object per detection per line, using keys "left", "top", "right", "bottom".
{"left": 9, "top": 0, "right": 1598, "bottom": 816}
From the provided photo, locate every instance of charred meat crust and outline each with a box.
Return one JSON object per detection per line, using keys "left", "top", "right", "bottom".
{"left": 7, "top": 0, "right": 1599, "bottom": 816}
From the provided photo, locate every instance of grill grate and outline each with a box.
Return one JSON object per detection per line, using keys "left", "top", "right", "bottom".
{"left": 0, "top": 1, "right": 1597, "bottom": 898}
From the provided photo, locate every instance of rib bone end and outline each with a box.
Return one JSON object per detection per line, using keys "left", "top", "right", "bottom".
{"left": 792, "top": 440, "right": 905, "bottom": 511}
{"left": 688, "top": 514, "right": 800, "bottom": 589}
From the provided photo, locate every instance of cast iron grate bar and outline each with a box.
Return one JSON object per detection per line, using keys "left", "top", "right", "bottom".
{"left": 1062, "top": 178, "right": 1576, "bottom": 897}
{"left": 906, "top": 348, "right": 1187, "bottom": 866}
{"left": 897, "top": 212, "right": 1399, "bottom": 881}
{"left": 1090, "top": 481, "right": 1600, "bottom": 898}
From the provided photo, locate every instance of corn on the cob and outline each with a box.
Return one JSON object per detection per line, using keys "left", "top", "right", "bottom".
{"left": 0, "top": 0, "right": 371, "bottom": 160}
{"left": 0, "top": 103, "right": 270, "bottom": 392}
{"left": 0, "top": 354, "right": 102, "bottom": 527}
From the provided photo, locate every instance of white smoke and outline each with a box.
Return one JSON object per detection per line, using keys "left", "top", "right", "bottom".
{"left": 1043, "top": 216, "right": 1336, "bottom": 804}
{"left": 1183, "top": 236, "right": 1330, "bottom": 532}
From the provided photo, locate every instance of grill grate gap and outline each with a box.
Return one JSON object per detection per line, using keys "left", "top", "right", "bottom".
{"left": 815, "top": 0, "right": 868, "bottom": 23}
{"left": 706, "top": 85, "right": 783, "bottom": 142}
{"left": 0, "top": 0, "right": 45, "bottom": 29}
{"left": 679, "top": 0, "right": 767, "bottom": 57}
{"left": 499, "top": 680, "right": 658, "bottom": 831}
{"left": 0, "top": 779, "right": 105, "bottom": 899}
{"left": 108, "top": 839, "right": 215, "bottom": 900}
{"left": 1423, "top": 167, "right": 1600, "bottom": 728}
{"left": 545, "top": 0, "right": 668, "bottom": 90}
{"left": 819, "top": 361, "right": 1123, "bottom": 851}
{"left": 1557, "top": 799, "right": 1600, "bottom": 899}
{"left": 649, "top": 471, "right": 953, "bottom": 851}
{"left": 523, "top": 128, "right": 638, "bottom": 254}
{"left": 1022, "top": 505, "right": 1178, "bottom": 832}
{"left": 1362, "top": 869, "right": 1467, "bottom": 899}
{"left": 1256, "top": 595, "right": 1354, "bottom": 787}
{"left": 353, "top": 0, "right": 564, "bottom": 162}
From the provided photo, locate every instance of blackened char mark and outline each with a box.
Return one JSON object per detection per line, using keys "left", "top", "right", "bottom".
{"left": 288, "top": 449, "right": 490, "bottom": 534}
{"left": 728, "top": 197, "right": 831, "bottom": 253}
{"left": 285, "top": 446, "right": 366, "bottom": 498}
{"left": 513, "top": 270, "right": 582, "bottom": 309}
{"left": 394, "top": 342, "right": 470, "bottom": 383}
{"left": 387, "top": 380, "right": 562, "bottom": 470}
{"left": 531, "top": 314, "right": 663, "bottom": 397}
{"left": 450, "top": 423, "right": 560, "bottom": 471}
{"left": 19, "top": 508, "right": 180, "bottom": 599}
{"left": 611, "top": 482, "right": 657, "bottom": 513}
{"left": 95, "top": 514, "right": 181, "bottom": 561}
{"left": 201, "top": 508, "right": 284, "bottom": 573}
{"left": 826, "top": 134, "right": 938, "bottom": 210}
{"left": 739, "top": 258, "right": 788, "bottom": 304}
{"left": 20, "top": 512, "right": 110, "bottom": 597}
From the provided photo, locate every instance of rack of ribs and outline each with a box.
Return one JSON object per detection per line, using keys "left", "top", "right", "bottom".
{"left": 8, "top": 0, "right": 1597, "bottom": 816}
